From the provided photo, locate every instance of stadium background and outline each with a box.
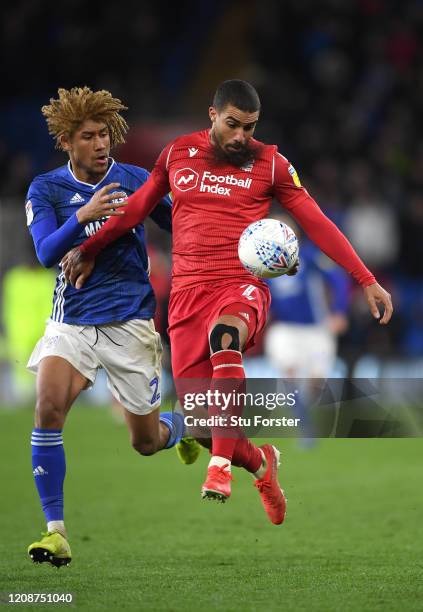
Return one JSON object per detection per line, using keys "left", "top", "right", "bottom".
{"left": 0, "top": 1, "right": 422, "bottom": 611}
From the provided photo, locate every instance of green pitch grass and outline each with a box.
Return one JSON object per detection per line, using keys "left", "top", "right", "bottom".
{"left": 0, "top": 405, "right": 422, "bottom": 612}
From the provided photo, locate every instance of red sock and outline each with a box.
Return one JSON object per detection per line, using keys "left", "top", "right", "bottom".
{"left": 232, "top": 437, "right": 263, "bottom": 474}
{"left": 209, "top": 349, "right": 245, "bottom": 461}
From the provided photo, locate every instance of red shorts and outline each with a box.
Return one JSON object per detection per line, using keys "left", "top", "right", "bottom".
{"left": 168, "top": 279, "right": 271, "bottom": 379}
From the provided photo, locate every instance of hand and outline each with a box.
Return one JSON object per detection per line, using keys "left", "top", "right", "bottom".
{"left": 76, "top": 183, "right": 127, "bottom": 224}
{"left": 286, "top": 258, "right": 300, "bottom": 276}
{"left": 364, "top": 282, "right": 393, "bottom": 325}
{"left": 61, "top": 247, "right": 95, "bottom": 289}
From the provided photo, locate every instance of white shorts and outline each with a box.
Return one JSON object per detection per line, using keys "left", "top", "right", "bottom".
{"left": 27, "top": 319, "right": 163, "bottom": 416}
{"left": 264, "top": 322, "right": 337, "bottom": 378}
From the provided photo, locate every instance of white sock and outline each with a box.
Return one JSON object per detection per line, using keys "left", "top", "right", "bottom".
{"left": 47, "top": 520, "right": 66, "bottom": 537}
{"left": 253, "top": 449, "right": 267, "bottom": 479}
{"left": 208, "top": 456, "right": 231, "bottom": 472}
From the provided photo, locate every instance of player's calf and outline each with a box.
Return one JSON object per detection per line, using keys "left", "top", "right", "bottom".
{"left": 131, "top": 436, "right": 160, "bottom": 456}
{"left": 126, "top": 409, "right": 185, "bottom": 456}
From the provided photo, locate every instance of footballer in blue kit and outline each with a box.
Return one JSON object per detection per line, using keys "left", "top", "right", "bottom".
{"left": 26, "top": 87, "right": 185, "bottom": 567}
{"left": 27, "top": 159, "right": 170, "bottom": 324}
{"left": 265, "top": 230, "right": 350, "bottom": 442}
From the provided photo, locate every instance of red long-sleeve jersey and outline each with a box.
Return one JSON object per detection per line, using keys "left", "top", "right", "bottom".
{"left": 81, "top": 129, "right": 376, "bottom": 290}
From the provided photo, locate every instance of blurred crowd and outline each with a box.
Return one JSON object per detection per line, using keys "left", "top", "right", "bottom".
{"left": 1, "top": 0, "right": 422, "bottom": 403}
{"left": 251, "top": 0, "right": 423, "bottom": 367}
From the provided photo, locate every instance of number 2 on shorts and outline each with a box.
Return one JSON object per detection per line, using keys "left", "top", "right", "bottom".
{"left": 149, "top": 376, "right": 161, "bottom": 405}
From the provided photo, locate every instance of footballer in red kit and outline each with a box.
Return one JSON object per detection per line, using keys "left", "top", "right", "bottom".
{"left": 63, "top": 80, "right": 393, "bottom": 525}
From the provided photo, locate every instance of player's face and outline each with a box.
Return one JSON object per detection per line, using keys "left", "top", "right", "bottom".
{"left": 209, "top": 104, "right": 259, "bottom": 165}
{"left": 61, "top": 119, "right": 111, "bottom": 182}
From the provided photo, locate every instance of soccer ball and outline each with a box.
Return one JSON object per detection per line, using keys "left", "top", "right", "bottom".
{"left": 238, "top": 218, "right": 299, "bottom": 278}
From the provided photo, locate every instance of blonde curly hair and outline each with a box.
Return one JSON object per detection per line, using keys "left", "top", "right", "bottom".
{"left": 41, "top": 86, "right": 129, "bottom": 150}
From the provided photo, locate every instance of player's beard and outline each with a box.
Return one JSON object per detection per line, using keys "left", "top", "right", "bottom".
{"left": 212, "top": 139, "right": 261, "bottom": 167}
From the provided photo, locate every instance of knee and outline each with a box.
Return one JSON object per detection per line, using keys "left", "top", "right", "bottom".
{"left": 131, "top": 437, "right": 159, "bottom": 456}
{"left": 209, "top": 324, "right": 240, "bottom": 353}
{"left": 35, "top": 392, "right": 66, "bottom": 429}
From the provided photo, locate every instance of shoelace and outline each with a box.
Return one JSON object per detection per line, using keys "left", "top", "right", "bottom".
{"left": 209, "top": 464, "right": 233, "bottom": 481}
{"left": 254, "top": 479, "right": 277, "bottom": 504}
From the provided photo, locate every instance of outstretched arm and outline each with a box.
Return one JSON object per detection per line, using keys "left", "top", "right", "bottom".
{"left": 293, "top": 202, "right": 392, "bottom": 323}
{"left": 273, "top": 153, "right": 393, "bottom": 324}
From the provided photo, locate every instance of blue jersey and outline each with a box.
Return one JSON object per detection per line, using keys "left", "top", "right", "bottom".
{"left": 26, "top": 159, "right": 172, "bottom": 325}
{"left": 268, "top": 241, "right": 350, "bottom": 324}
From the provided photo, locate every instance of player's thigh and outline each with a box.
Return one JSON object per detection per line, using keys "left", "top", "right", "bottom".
{"left": 207, "top": 283, "right": 270, "bottom": 353}
{"left": 169, "top": 319, "right": 213, "bottom": 413}
{"left": 28, "top": 320, "right": 99, "bottom": 390}
{"left": 35, "top": 356, "right": 90, "bottom": 427}
{"left": 98, "top": 319, "right": 163, "bottom": 415}
{"left": 209, "top": 297, "right": 258, "bottom": 353}
{"left": 168, "top": 308, "right": 212, "bottom": 379}
{"left": 170, "top": 331, "right": 212, "bottom": 379}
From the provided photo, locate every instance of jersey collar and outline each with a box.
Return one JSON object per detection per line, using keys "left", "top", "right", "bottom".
{"left": 67, "top": 157, "right": 116, "bottom": 189}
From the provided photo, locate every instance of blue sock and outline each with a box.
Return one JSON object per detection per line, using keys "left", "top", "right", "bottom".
{"left": 160, "top": 412, "right": 185, "bottom": 449}
{"left": 31, "top": 428, "right": 66, "bottom": 522}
